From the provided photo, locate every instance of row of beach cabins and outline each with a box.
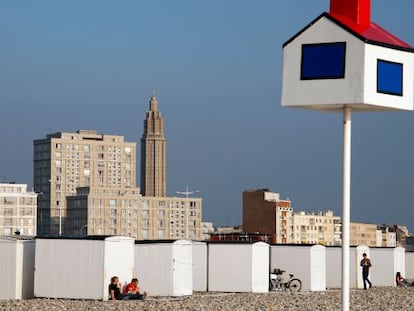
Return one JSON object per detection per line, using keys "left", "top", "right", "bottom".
{"left": 1, "top": 235, "right": 413, "bottom": 300}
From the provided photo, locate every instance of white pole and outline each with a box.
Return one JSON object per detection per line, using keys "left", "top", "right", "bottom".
{"left": 342, "top": 106, "right": 351, "bottom": 311}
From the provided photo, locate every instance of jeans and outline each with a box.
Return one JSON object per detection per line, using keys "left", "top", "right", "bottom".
{"left": 363, "top": 273, "right": 372, "bottom": 289}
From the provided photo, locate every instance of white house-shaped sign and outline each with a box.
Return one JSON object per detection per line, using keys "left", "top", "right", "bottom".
{"left": 282, "top": 0, "right": 414, "bottom": 112}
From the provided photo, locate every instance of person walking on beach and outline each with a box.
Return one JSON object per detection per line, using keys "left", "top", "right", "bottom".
{"left": 360, "top": 253, "right": 372, "bottom": 290}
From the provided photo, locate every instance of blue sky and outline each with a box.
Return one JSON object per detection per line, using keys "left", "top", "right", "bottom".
{"left": 1, "top": 0, "right": 414, "bottom": 229}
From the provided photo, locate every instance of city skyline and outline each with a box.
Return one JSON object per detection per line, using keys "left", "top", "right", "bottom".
{"left": 1, "top": 1, "right": 414, "bottom": 229}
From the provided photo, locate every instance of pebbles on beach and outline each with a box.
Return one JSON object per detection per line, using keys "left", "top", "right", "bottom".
{"left": 1, "top": 288, "right": 414, "bottom": 311}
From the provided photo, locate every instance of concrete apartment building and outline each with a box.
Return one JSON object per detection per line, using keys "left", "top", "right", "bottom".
{"left": 33, "top": 130, "right": 136, "bottom": 235}
{"left": 350, "top": 222, "right": 378, "bottom": 247}
{"left": 66, "top": 186, "right": 203, "bottom": 240}
{"left": 0, "top": 183, "right": 37, "bottom": 236}
{"left": 35, "top": 95, "right": 203, "bottom": 240}
{"left": 243, "top": 189, "right": 292, "bottom": 244}
{"left": 350, "top": 222, "right": 396, "bottom": 247}
{"left": 291, "top": 210, "right": 341, "bottom": 246}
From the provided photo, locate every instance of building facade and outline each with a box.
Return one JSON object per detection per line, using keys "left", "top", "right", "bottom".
{"left": 242, "top": 189, "right": 292, "bottom": 244}
{"left": 291, "top": 211, "right": 341, "bottom": 246}
{"left": 140, "top": 95, "right": 167, "bottom": 197}
{"left": 33, "top": 130, "right": 136, "bottom": 235}
{"left": 0, "top": 183, "right": 37, "bottom": 236}
{"left": 66, "top": 186, "right": 203, "bottom": 240}
{"left": 350, "top": 222, "right": 378, "bottom": 247}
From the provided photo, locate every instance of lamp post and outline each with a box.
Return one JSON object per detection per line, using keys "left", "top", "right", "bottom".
{"left": 176, "top": 186, "right": 199, "bottom": 239}
{"left": 49, "top": 179, "right": 62, "bottom": 236}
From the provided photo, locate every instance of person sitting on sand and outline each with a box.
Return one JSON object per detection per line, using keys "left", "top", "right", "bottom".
{"left": 109, "top": 276, "right": 125, "bottom": 300}
{"left": 396, "top": 272, "right": 411, "bottom": 288}
{"left": 123, "top": 278, "right": 147, "bottom": 300}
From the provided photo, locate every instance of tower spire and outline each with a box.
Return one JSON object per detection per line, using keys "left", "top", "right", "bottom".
{"left": 149, "top": 92, "right": 158, "bottom": 112}
{"left": 141, "top": 93, "right": 166, "bottom": 197}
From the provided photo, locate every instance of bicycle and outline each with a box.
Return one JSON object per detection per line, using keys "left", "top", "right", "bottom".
{"left": 269, "top": 268, "right": 302, "bottom": 292}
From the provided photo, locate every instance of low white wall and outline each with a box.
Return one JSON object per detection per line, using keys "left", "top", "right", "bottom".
{"left": 370, "top": 247, "right": 405, "bottom": 287}
{"left": 208, "top": 242, "right": 269, "bottom": 293}
{"left": 326, "top": 246, "right": 368, "bottom": 289}
{"left": 271, "top": 245, "right": 326, "bottom": 291}
{"left": 406, "top": 252, "right": 414, "bottom": 279}
{"left": 192, "top": 241, "right": 207, "bottom": 292}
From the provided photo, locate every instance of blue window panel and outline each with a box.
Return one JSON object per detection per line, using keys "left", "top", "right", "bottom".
{"left": 377, "top": 60, "right": 403, "bottom": 96}
{"left": 301, "top": 42, "right": 346, "bottom": 80}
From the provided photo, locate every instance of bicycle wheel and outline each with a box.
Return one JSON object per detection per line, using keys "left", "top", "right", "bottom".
{"left": 287, "top": 278, "right": 302, "bottom": 292}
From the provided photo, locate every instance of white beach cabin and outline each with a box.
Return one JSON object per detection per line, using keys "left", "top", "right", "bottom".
{"left": 134, "top": 239, "right": 193, "bottom": 296}
{"left": 208, "top": 241, "right": 269, "bottom": 293}
{"left": 0, "top": 236, "right": 35, "bottom": 299}
{"left": 270, "top": 244, "right": 326, "bottom": 291}
{"left": 34, "top": 236, "right": 135, "bottom": 300}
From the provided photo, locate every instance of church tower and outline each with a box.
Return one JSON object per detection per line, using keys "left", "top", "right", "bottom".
{"left": 140, "top": 94, "right": 167, "bottom": 197}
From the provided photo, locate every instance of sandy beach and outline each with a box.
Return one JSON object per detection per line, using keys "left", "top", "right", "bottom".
{"left": 1, "top": 287, "right": 414, "bottom": 310}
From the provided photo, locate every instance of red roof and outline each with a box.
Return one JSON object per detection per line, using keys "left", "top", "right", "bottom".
{"left": 329, "top": 12, "right": 413, "bottom": 50}
{"left": 283, "top": 12, "right": 414, "bottom": 53}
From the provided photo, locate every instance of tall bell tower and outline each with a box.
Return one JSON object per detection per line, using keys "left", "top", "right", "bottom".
{"left": 140, "top": 94, "right": 167, "bottom": 197}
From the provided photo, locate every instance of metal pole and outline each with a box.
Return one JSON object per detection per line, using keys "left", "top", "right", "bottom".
{"left": 342, "top": 106, "right": 351, "bottom": 311}
{"left": 59, "top": 207, "right": 62, "bottom": 236}
{"left": 186, "top": 185, "right": 189, "bottom": 239}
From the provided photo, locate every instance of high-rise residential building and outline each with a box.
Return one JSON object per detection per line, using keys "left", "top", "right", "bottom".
{"left": 291, "top": 210, "right": 341, "bottom": 246}
{"left": 140, "top": 94, "right": 166, "bottom": 197}
{"left": 242, "top": 189, "right": 292, "bottom": 243}
{"left": 0, "top": 183, "right": 37, "bottom": 236}
{"left": 65, "top": 186, "right": 203, "bottom": 240}
{"left": 33, "top": 130, "right": 136, "bottom": 235}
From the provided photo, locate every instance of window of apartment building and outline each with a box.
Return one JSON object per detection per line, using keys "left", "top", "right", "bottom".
{"left": 143, "top": 219, "right": 149, "bottom": 229}
{"left": 3, "top": 208, "right": 13, "bottom": 216}
{"left": 110, "top": 209, "right": 117, "bottom": 217}
{"left": 159, "top": 220, "right": 165, "bottom": 228}
{"left": 189, "top": 230, "right": 196, "bottom": 237}
{"left": 143, "top": 210, "right": 149, "bottom": 219}
{"left": 3, "top": 197, "right": 14, "bottom": 204}
{"left": 109, "top": 199, "right": 116, "bottom": 207}
{"left": 158, "top": 230, "right": 164, "bottom": 238}
{"left": 110, "top": 219, "right": 117, "bottom": 227}
{"left": 189, "top": 211, "right": 196, "bottom": 217}
{"left": 142, "top": 201, "right": 149, "bottom": 209}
